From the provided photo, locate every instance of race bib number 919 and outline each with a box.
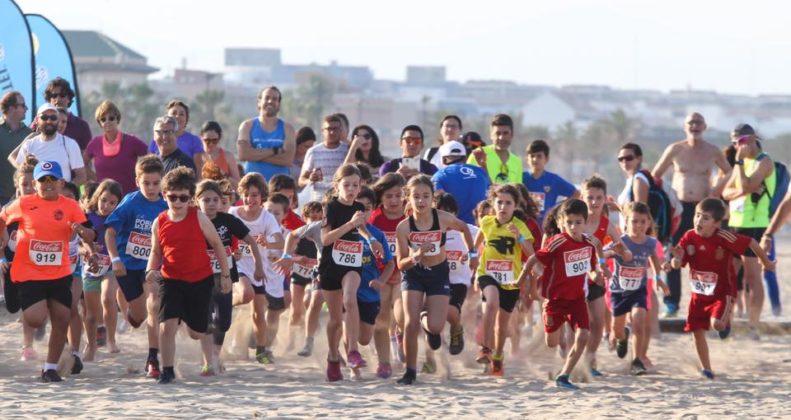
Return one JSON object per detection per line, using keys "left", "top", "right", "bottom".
{"left": 29, "top": 240, "right": 63, "bottom": 266}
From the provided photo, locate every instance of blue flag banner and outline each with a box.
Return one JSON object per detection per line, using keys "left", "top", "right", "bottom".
{"left": 26, "top": 14, "right": 81, "bottom": 117}
{"left": 0, "top": 0, "right": 36, "bottom": 124}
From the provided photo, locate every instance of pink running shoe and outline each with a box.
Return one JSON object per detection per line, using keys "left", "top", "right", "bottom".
{"left": 327, "top": 359, "right": 343, "bottom": 382}
{"left": 376, "top": 362, "right": 393, "bottom": 379}
{"left": 347, "top": 350, "right": 367, "bottom": 369}
{"left": 20, "top": 346, "right": 38, "bottom": 361}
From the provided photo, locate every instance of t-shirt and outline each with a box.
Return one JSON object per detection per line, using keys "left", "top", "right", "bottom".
{"left": 432, "top": 163, "right": 490, "bottom": 225}
{"left": 0, "top": 122, "right": 32, "bottom": 202}
{"left": 104, "top": 190, "right": 168, "bottom": 270}
{"left": 607, "top": 234, "right": 657, "bottom": 294}
{"left": 149, "top": 131, "right": 204, "bottom": 158}
{"left": 210, "top": 212, "right": 250, "bottom": 280}
{"left": 85, "top": 133, "right": 149, "bottom": 194}
{"left": 319, "top": 198, "right": 364, "bottom": 271}
{"left": 477, "top": 215, "right": 534, "bottom": 290}
{"left": 522, "top": 170, "right": 577, "bottom": 223}
{"left": 161, "top": 148, "right": 196, "bottom": 175}
{"left": 294, "top": 220, "right": 323, "bottom": 258}
{"left": 301, "top": 142, "right": 349, "bottom": 200}
{"left": 228, "top": 206, "right": 281, "bottom": 290}
{"left": 379, "top": 157, "right": 438, "bottom": 177}
{"left": 446, "top": 225, "right": 477, "bottom": 286}
{"left": 283, "top": 209, "right": 305, "bottom": 231}
{"left": 536, "top": 233, "right": 597, "bottom": 301}
{"left": 466, "top": 145, "right": 522, "bottom": 185}
{"left": 0, "top": 194, "right": 86, "bottom": 281}
{"left": 678, "top": 229, "right": 751, "bottom": 298}
{"left": 83, "top": 211, "right": 112, "bottom": 277}
{"left": 368, "top": 207, "right": 405, "bottom": 284}
{"left": 358, "top": 224, "right": 393, "bottom": 303}
{"left": 16, "top": 134, "right": 84, "bottom": 182}
{"left": 617, "top": 171, "right": 650, "bottom": 209}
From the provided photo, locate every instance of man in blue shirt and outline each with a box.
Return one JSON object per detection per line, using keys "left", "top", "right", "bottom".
{"left": 432, "top": 141, "right": 490, "bottom": 224}
{"left": 522, "top": 139, "right": 579, "bottom": 223}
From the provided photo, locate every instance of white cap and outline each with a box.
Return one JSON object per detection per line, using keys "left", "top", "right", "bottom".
{"left": 37, "top": 103, "right": 58, "bottom": 115}
{"left": 439, "top": 140, "right": 466, "bottom": 158}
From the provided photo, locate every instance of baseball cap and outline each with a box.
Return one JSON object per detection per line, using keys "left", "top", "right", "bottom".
{"left": 731, "top": 123, "right": 759, "bottom": 139}
{"left": 439, "top": 141, "right": 467, "bottom": 158}
{"left": 33, "top": 161, "right": 63, "bottom": 181}
{"left": 37, "top": 103, "right": 58, "bottom": 116}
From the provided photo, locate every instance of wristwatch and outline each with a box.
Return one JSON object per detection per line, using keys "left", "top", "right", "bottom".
{"left": 735, "top": 159, "right": 745, "bottom": 166}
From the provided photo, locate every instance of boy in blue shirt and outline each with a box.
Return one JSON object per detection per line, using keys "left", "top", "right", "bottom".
{"left": 523, "top": 140, "right": 579, "bottom": 223}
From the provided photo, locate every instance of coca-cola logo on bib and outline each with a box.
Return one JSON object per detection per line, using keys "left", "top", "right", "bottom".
{"left": 564, "top": 247, "right": 591, "bottom": 263}
{"left": 385, "top": 232, "right": 397, "bottom": 243}
{"left": 30, "top": 240, "right": 62, "bottom": 252}
{"left": 409, "top": 231, "right": 441, "bottom": 243}
{"left": 691, "top": 270, "right": 717, "bottom": 283}
{"left": 129, "top": 232, "right": 151, "bottom": 246}
{"left": 620, "top": 267, "right": 644, "bottom": 278}
{"left": 446, "top": 250, "right": 463, "bottom": 261}
{"left": 334, "top": 240, "right": 362, "bottom": 253}
{"left": 486, "top": 260, "right": 513, "bottom": 271}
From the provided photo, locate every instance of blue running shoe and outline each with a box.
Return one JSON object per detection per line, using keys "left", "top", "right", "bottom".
{"left": 718, "top": 324, "right": 731, "bottom": 340}
{"left": 555, "top": 374, "right": 579, "bottom": 390}
{"left": 701, "top": 369, "right": 714, "bottom": 380}
{"left": 590, "top": 367, "right": 603, "bottom": 377}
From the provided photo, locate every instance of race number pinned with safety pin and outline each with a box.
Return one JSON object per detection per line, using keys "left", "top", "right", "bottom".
{"left": 207, "top": 246, "right": 233, "bottom": 274}
{"left": 617, "top": 266, "right": 645, "bottom": 291}
{"left": 486, "top": 260, "right": 516, "bottom": 285}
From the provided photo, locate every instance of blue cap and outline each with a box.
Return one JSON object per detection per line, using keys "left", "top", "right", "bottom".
{"left": 33, "top": 161, "right": 63, "bottom": 181}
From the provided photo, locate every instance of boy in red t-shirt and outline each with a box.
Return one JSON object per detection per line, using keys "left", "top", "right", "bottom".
{"left": 669, "top": 198, "right": 774, "bottom": 380}
{"left": 520, "top": 199, "right": 600, "bottom": 390}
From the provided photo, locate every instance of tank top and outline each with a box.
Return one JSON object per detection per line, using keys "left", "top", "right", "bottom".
{"left": 407, "top": 209, "right": 446, "bottom": 257}
{"left": 206, "top": 148, "right": 231, "bottom": 177}
{"left": 592, "top": 213, "right": 611, "bottom": 245}
{"left": 369, "top": 207, "right": 405, "bottom": 284}
{"left": 244, "top": 118, "right": 288, "bottom": 180}
{"left": 729, "top": 153, "right": 776, "bottom": 228}
{"left": 157, "top": 207, "right": 212, "bottom": 282}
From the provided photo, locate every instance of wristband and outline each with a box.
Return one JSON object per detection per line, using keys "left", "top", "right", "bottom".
{"left": 517, "top": 234, "right": 526, "bottom": 243}
{"left": 469, "top": 250, "right": 478, "bottom": 258}
{"left": 0, "top": 258, "right": 6, "bottom": 264}
{"left": 281, "top": 252, "right": 292, "bottom": 259}
{"left": 111, "top": 256, "right": 122, "bottom": 263}
{"left": 599, "top": 257, "right": 606, "bottom": 265}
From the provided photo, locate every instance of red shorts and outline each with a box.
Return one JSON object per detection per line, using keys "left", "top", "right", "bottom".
{"left": 684, "top": 294, "right": 731, "bottom": 332}
{"left": 544, "top": 297, "right": 589, "bottom": 333}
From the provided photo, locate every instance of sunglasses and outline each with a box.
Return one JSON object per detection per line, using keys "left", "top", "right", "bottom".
{"left": 732, "top": 135, "right": 751, "bottom": 146}
{"left": 355, "top": 133, "right": 372, "bottom": 140}
{"left": 46, "top": 92, "right": 69, "bottom": 99}
{"left": 166, "top": 194, "right": 191, "bottom": 203}
{"left": 617, "top": 155, "right": 636, "bottom": 162}
{"left": 39, "top": 114, "right": 58, "bottom": 122}
{"left": 100, "top": 116, "right": 117, "bottom": 123}
{"left": 38, "top": 175, "right": 59, "bottom": 183}
{"left": 155, "top": 129, "right": 175, "bottom": 136}
{"left": 402, "top": 137, "right": 422, "bottom": 145}
{"left": 203, "top": 137, "right": 220, "bottom": 144}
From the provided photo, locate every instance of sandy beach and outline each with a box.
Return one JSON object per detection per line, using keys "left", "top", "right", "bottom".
{"left": 1, "top": 237, "right": 789, "bottom": 419}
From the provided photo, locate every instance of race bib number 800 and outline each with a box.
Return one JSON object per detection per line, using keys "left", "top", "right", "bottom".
{"left": 126, "top": 232, "right": 152, "bottom": 260}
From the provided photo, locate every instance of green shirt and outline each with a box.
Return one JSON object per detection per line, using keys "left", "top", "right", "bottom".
{"left": 466, "top": 145, "right": 522, "bottom": 185}
{"left": 729, "top": 153, "right": 775, "bottom": 228}
{"left": 0, "top": 120, "right": 33, "bottom": 202}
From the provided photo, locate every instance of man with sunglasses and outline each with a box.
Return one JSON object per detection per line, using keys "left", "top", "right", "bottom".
{"left": 154, "top": 116, "right": 196, "bottom": 175}
{"left": 0, "top": 91, "right": 33, "bottom": 204}
{"left": 379, "top": 125, "right": 437, "bottom": 179}
{"left": 30, "top": 78, "right": 92, "bottom": 151}
{"left": 651, "top": 112, "right": 731, "bottom": 318}
{"left": 12, "top": 104, "right": 86, "bottom": 186}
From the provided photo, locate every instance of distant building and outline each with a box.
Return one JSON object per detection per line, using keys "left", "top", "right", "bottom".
{"left": 62, "top": 30, "right": 158, "bottom": 95}
{"left": 406, "top": 66, "right": 446, "bottom": 85}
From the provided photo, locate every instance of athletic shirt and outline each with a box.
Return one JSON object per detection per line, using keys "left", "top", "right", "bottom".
{"left": 369, "top": 207, "right": 405, "bottom": 284}
{"left": 319, "top": 198, "right": 365, "bottom": 271}
{"left": 245, "top": 118, "right": 288, "bottom": 180}
{"left": 591, "top": 213, "right": 611, "bottom": 245}
{"left": 407, "top": 209, "right": 447, "bottom": 258}
{"left": 535, "top": 233, "right": 597, "bottom": 301}
{"left": 522, "top": 170, "right": 577, "bottom": 222}
{"left": 4, "top": 222, "right": 18, "bottom": 261}
{"left": 446, "top": 225, "right": 477, "bottom": 286}
{"left": 209, "top": 212, "right": 250, "bottom": 280}
{"left": 84, "top": 211, "right": 112, "bottom": 277}
{"left": 105, "top": 191, "right": 168, "bottom": 271}
{"left": 157, "top": 207, "right": 212, "bottom": 282}
{"left": 678, "top": 228, "right": 751, "bottom": 298}
{"left": 205, "top": 148, "right": 231, "bottom": 178}
{"left": 729, "top": 153, "right": 776, "bottom": 228}
{"left": 228, "top": 206, "right": 281, "bottom": 288}
{"left": 608, "top": 234, "right": 657, "bottom": 295}
{"left": 465, "top": 145, "right": 522, "bottom": 185}
{"left": 358, "top": 224, "right": 393, "bottom": 303}
{"left": 477, "top": 215, "right": 533, "bottom": 290}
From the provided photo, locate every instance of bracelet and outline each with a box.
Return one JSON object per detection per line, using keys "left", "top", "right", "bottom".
{"left": 599, "top": 257, "right": 606, "bottom": 265}
{"left": 221, "top": 273, "right": 231, "bottom": 278}
{"left": 517, "top": 234, "right": 526, "bottom": 243}
{"left": 111, "top": 256, "right": 122, "bottom": 263}
{"left": 281, "top": 252, "right": 292, "bottom": 259}
{"left": 469, "top": 250, "right": 478, "bottom": 259}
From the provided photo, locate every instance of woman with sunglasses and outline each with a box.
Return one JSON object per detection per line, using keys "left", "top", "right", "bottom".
{"left": 344, "top": 125, "right": 387, "bottom": 174}
{"left": 616, "top": 143, "right": 649, "bottom": 209}
{"left": 200, "top": 121, "right": 240, "bottom": 187}
{"left": 84, "top": 101, "right": 148, "bottom": 194}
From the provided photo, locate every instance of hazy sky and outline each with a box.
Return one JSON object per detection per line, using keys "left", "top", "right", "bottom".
{"left": 15, "top": 0, "right": 791, "bottom": 95}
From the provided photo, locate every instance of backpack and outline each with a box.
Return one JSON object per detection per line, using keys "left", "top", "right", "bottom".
{"left": 629, "top": 169, "right": 681, "bottom": 243}
{"left": 759, "top": 154, "right": 790, "bottom": 215}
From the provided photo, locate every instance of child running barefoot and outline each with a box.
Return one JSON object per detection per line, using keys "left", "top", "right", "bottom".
{"left": 146, "top": 167, "right": 232, "bottom": 384}
{"left": 395, "top": 175, "right": 475, "bottom": 385}
{"left": 604, "top": 202, "right": 668, "bottom": 375}
{"left": 475, "top": 184, "right": 535, "bottom": 376}
{"left": 520, "top": 199, "right": 599, "bottom": 390}
{"left": 669, "top": 198, "right": 774, "bottom": 379}
{"left": 195, "top": 180, "right": 264, "bottom": 375}
{"left": 82, "top": 180, "right": 124, "bottom": 359}
{"left": 105, "top": 155, "right": 168, "bottom": 379}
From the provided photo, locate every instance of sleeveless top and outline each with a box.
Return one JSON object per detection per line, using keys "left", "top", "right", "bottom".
{"left": 157, "top": 207, "right": 212, "bottom": 282}
{"left": 206, "top": 148, "right": 231, "bottom": 177}
{"left": 244, "top": 118, "right": 288, "bottom": 180}
{"left": 407, "top": 209, "right": 447, "bottom": 257}
{"left": 729, "top": 153, "right": 776, "bottom": 228}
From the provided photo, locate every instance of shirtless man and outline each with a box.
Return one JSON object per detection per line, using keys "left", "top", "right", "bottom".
{"left": 651, "top": 112, "right": 731, "bottom": 317}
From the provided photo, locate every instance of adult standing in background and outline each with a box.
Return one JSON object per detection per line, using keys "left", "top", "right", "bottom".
{"left": 431, "top": 140, "right": 489, "bottom": 224}
{"left": 148, "top": 100, "right": 205, "bottom": 170}
{"left": 291, "top": 127, "right": 316, "bottom": 182}
{"left": 31, "top": 77, "right": 92, "bottom": 150}
{"left": 651, "top": 112, "right": 731, "bottom": 318}
{"left": 379, "top": 125, "right": 437, "bottom": 179}
{"left": 467, "top": 114, "right": 522, "bottom": 185}
{"left": 424, "top": 115, "right": 462, "bottom": 170}
{"left": 83, "top": 100, "right": 148, "bottom": 194}
{"left": 298, "top": 114, "right": 348, "bottom": 200}
{"left": 200, "top": 121, "right": 241, "bottom": 186}
{"left": 0, "top": 91, "right": 32, "bottom": 204}
{"left": 153, "top": 115, "right": 196, "bottom": 175}
{"left": 343, "top": 124, "right": 387, "bottom": 173}
{"left": 237, "top": 86, "right": 296, "bottom": 181}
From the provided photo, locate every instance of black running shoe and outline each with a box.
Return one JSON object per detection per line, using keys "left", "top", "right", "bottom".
{"left": 71, "top": 355, "right": 83, "bottom": 375}
{"left": 157, "top": 369, "right": 175, "bottom": 384}
{"left": 630, "top": 358, "right": 647, "bottom": 376}
{"left": 396, "top": 371, "right": 416, "bottom": 385}
{"left": 421, "top": 311, "right": 441, "bottom": 350}
{"left": 718, "top": 324, "right": 731, "bottom": 340}
{"left": 41, "top": 369, "right": 62, "bottom": 383}
{"left": 616, "top": 327, "right": 630, "bottom": 359}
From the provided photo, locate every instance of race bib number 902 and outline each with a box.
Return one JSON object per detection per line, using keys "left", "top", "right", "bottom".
{"left": 563, "top": 247, "right": 592, "bottom": 277}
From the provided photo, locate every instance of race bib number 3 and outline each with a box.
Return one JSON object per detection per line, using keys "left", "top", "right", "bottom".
{"left": 408, "top": 231, "right": 442, "bottom": 257}
{"left": 486, "top": 260, "right": 515, "bottom": 285}
{"left": 126, "top": 232, "right": 152, "bottom": 260}
{"left": 690, "top": 269, "right": 717, "bottom": 296}
{"left": 617, "top": 266, "right": 645, "bottom": 291}
{"left": 332, "top": 240, "right": 363, "bottom": 267}
{"left": 29, "top": 240, "right": 63, "bottom": 266}
{"left": 563, "top": 247, "right": 592, "bottom": 277}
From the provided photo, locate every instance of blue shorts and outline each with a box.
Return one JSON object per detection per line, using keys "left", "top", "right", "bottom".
{"left": 357, "top": 299, "right": 381, "bottom": 325}
{"left": 401, "top": 261, "right": 451, "bottom": 297}
{"left": 611, "top": 290, "right": 647, "bottom": 317}
{"left": 117, "top": 269, "right": 145, "bottom": 302}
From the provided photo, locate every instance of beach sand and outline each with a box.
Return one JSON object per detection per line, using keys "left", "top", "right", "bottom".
{"left": 1, "top": 237, "right": 789, "bottom": 419}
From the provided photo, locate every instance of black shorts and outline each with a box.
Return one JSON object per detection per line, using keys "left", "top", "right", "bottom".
{"left": 118, "top": 269, "right": 146, "bottom": 302}
{"left": 158, "top": 276, "right": 213, "bottom": 333}
{"left": 4, "top": 269, "right": 20, "bottom": 313}
{"left": 732, "top": 227, "right": 765, "bottom": 257}
{"left": 401, "top": 261, "right": 451, "bottom": 297}
{"left": 449, "top": 283, "right": 468, "bottom": 312}
{"left": 17, "top": 275, "right": 72, "bottom": 311}
{"left": 611, "top": 290, "right": 648, "bottom": 317}
{"left": 587, "top": 282, "right": 606, "bottom": 302}
{"left": 319, "top": 265, "right": 361, "bottom": 291}
{"left": 291, "top": 274, "right": 312, "bottom": 287}
{"left": 478, "top": 276, "right": 520, "bottom": 313}
{"left": 250, "top": 282, "right": 286, "bottom": 311}
{"left": 358, "top": 299, "right": 381, "bottom": 325}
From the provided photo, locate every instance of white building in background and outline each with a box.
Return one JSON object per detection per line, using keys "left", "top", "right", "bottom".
{"left": 521, "top": 91, "right": 576, "bottom": 130}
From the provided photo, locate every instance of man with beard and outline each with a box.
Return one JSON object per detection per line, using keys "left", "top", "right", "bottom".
{"left": 12, "top": 104, "right": 86, "bottom": 185}
{"left": 467, "top": 114, "right": 523, "bottom": 185}
{"left": 237, "top": 86, "right": 296, "bottom": 181}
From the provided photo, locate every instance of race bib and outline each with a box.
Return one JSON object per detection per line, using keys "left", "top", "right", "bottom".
{"left": 564, "top": 247, "right": 592, "bottom": 277}
{"left": 617, "top": 266, "right": 645, "bottom": 291}
{"left": 408, "top": 230, "right": 442, "bottom": 257}
{"left": 690, "top": 269, "right": 717, "bottom": 296}
{"left": 384, "top": 231, "right": 397, "bottom": 255}
{"left": 239, "top": 243, "right": 253, "bottom": 257}
{"left": 332, "top": 240, "right": 363, "bottom": 267}
{"left": 293, "top": 259, "right": 317, "bottom": 278}
{"left": 29, "top": 240, "right": 63, "bottom": 266}
{"left": 207, "top": 246, "right": 233, "bottom": 274}
{"left": 529, "top": 192, "right": 546, "bottom": 212}
{"left": 84, "top": 254, "right": 112, "bottom": 277}
{"left": 486, "top": 260, "right": 516, "bottom": 285}
{"left": 8, "top": 230, "right": 17, "bottom": 252}
{"left": 729, "top": 197, "right": 745, "bottom": 214}
{"left": 446, "top": 250, "right": 464, "bottom": 273}
{"left": 126, "top": 232, "right": 152, "bottom": 260}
